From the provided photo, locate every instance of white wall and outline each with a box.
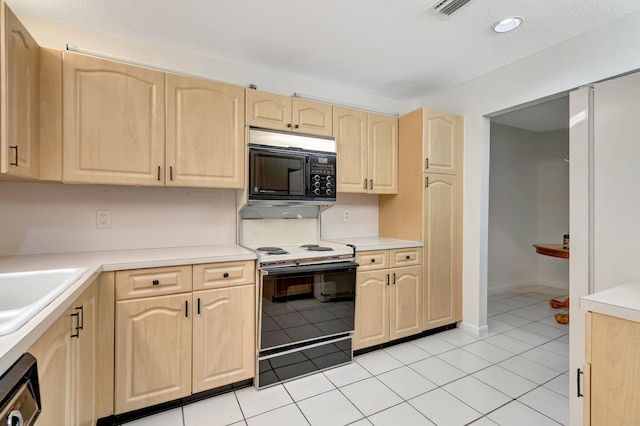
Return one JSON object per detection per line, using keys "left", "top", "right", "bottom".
{"left": 321, "top": 193, "right": 379, "bottom": 239}
{"left": 17, "top": 14, "right": 416, "bottom": 116}
{"left": 0, "top": 182, "right": 238, "bottom": 256}
{"left": 488, "top": 124, "right": 539, "bottom": 291}
{"left": 488, "top": 125, "right": 569, "bottom": 292}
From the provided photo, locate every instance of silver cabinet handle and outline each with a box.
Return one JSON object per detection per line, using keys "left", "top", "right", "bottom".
{"left": 370, "top": 179, "right": 373, "bottom": 189}
{"left": 7, "top": 409, "right": 24, "bottom": 426}
{"left": 425, "top": 176, "right": 429, "bottom": 188}
{"left": 425, "top": 158, "right": 429, "bottom": 169}
{"left": 363, "top": 179, "right": 368, "bottom": 189}
{"left": 157, "top": 166, "right": 161, "bottom": 181}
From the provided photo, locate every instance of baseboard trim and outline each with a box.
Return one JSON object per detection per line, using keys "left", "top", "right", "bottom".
{"left": 458, "top": 321, "right": 489, "bottom": 337}
{"left": 353, "top": 323, "right": 457, "bottom": 356}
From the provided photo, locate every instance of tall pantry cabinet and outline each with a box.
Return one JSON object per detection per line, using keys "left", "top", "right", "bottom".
{"left": 379, "top": 108, "right": 463, "bottom": 330}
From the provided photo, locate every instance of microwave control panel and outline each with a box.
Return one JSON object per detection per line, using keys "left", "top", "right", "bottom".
{"left": 309, "top": 155, "right": 336, "bottom": 197}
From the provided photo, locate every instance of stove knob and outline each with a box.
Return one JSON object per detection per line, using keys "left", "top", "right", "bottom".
{"left": 313, "top": 188, "right": 321, "bottom": 195}
{"left": 314, "top": 181, "right": 320, "bottom": 188}
{"left": 313, "top": 175, "right": 321, "bottom": 181}
{"left": 326, "top": 182, "right": 333, "bottom": 188}
{"left": 326, "top": 188, "right": 333, "bottom": 195}
{"left": 326, "top": 176, "right": 333, "bottom": 182}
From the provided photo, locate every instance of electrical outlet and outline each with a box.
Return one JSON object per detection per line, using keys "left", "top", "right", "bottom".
{"left": 96, "top": 210, "right": 111, "bottom": 229}
{"left": 343, "top": 210, "right": 350, "bottom": 222}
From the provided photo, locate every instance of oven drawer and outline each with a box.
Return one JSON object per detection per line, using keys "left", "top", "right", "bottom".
{"left": 355, "top": 250, "right": 389, "bottom": 271}
{"left": 116, "top": 265, "right": 193, "bottom": 300}
{"left": 390, "top": 248, "right": 423, "bottom": 267}
{"left": 193, "top": 260, "right": 255, "bottom": 290}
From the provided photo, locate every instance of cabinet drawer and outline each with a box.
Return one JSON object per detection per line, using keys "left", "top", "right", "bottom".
{"left": 356, "top": 250, "right": 390, "bottom": 271}
{"left": 116, "top": 265, "right": 193, "bottom": 300}
{"left": 390, "top": 248, "right": 423, "bottom": 267}
{"left": 193, "top": 261, "right": 255, "bottom": 290}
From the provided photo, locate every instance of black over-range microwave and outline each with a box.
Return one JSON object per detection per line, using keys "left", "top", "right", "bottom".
{"left": 248, "top": 128, "right": 337, "bottom": 204}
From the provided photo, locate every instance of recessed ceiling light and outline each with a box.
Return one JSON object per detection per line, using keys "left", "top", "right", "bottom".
{"left": 493, "top": 17, "right": 522, "bottom": 33}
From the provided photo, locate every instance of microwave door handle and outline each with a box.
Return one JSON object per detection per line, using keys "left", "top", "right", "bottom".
{"left": 306, "top": 155, "right": 311, "bottom": 193}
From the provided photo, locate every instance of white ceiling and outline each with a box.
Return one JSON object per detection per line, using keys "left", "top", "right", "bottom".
{"left": 7, "top": 0, "right": 640, "bottom": 102}
{"left": 491, "top": 96, "right": 569, "bottom": 133}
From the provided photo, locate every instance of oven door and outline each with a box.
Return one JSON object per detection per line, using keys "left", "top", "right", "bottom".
{"left": 259, "top": 262, "right": 357, "bottom": 352}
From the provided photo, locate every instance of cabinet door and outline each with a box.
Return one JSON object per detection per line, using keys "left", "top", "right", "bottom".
{"left": 588, "top": 312, "right": 640, "bottom": 424}
{"left": 368, "top": 113, "right": 398, "bottom": 194}
{"left": 423, "top": 109, "right": 463, "bottom": 176}
{"left": 72, "top": 283, "right": 98, "bottom": 426}
{"left": 292, "top": 98, "right": 333, "bottom": 137}
{"left": 245, "top": 90, "right": 291, "bottom": 131}
{"left": 192, "top": 285, "right": 255, "bottom": 392}
{"left": 1, "top": 5, "right": 40, "bottom": 178}
{"left": 115, "top": 294, "right": 191, "bottom": 413}
{"left": 29, "top": 308, "right": 73, "bottom": 426}
{"left": 334, "top": 106, "right": 368, "bottom": 193}
{"left": 63, "top": 52, "right": 165, "bottom": 185}
{"left": 353, "top": 269, "right": 389, "bottom": 350}
{"left": 166, "top": 74, "right": 245, "bottom": 188}
{"left": 423, "top": 173, "right": 460, "bottom": 330}
{"left": 389, "top": 265, "right": 422, "bottom": 340}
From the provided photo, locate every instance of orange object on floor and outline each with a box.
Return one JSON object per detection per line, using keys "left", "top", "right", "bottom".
{"left": 554, "top": 313, "right": 569, "bottom": 324}
{"left": 549, "top": 297, "right": 570, "bottom": 309}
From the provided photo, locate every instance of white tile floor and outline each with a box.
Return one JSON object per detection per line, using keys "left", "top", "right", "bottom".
{"left": 123, "top": 285, "right": 569, "bottom": 426}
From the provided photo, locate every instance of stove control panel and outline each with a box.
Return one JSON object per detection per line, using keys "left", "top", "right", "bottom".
{"left": 309, "top": 154, "right": 336, "bottom": 197}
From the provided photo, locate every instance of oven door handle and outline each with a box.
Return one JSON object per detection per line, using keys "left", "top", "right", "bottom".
{"left": 262, "top": 261, "right": 359, "bottom": 275}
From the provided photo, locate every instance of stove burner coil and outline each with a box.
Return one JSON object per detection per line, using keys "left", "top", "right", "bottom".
{"left": 265, "top": 250, "right": 289, "bottom": 255}
{"left": 305, "top": 246, "right": 334, "bottom": 252}
{"left": 300, "top": 244, "right": 320, "bottom": 248}
{"left": 256, "top": 247, "right": 283, "bottom": 252}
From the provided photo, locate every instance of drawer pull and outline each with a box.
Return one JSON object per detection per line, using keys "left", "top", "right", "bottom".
{"left": 152, "top": 279, "right": 160, "bottom": 286}
{"left": 223, "top": 272, "right": 229, "bottom": 278}
{"left": 406, "top": 255, "right": 410, "bottom": 260}
{"left": 371, "top": 259, "right": 375, "bottom": 263}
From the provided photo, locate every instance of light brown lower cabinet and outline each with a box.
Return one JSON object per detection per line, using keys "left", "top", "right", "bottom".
{"left": 114, "top": 263, "right": 255, "bottom": 414}
{"left": 29, "top": 273, "right": 113, "bottom": 426}
{"left": 353, "top": 249, "right": 422, "bottom": 350}
{"left": 583, "top": 312, "right": 640, "bottom": 425}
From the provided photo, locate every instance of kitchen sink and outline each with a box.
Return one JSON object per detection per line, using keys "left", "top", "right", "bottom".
{"left": 0, "top": 267, "right": 88, "bottom": 336}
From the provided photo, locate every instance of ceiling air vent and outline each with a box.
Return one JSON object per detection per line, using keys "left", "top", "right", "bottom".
{"left": 430, "top": 0, "right": 473, "bottom": 16}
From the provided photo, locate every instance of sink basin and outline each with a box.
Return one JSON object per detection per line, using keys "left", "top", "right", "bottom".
{"left": 0, "top": 267, "right": 88, "bottom": 336}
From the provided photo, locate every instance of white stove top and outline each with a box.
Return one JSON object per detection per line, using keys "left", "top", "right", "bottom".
{"left": 244, "top": 241, "right": 355, "bottom": 268}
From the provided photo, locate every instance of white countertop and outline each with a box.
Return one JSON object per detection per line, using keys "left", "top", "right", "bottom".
{"left": 580, "top": 282, "right": 640, "bottom": 323}
{"left": 0, "top": 245, "right": 256, "bottom": 373}
{"left": 328, "top": 236, "right": 423, "bottom": 251}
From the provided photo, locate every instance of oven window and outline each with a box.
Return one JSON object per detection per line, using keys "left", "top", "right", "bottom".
{"left": 251, "top": 151, "right": 306, "bottom": 196}
{"left": 260, "top": 268, "right": 355, "bottom": 351}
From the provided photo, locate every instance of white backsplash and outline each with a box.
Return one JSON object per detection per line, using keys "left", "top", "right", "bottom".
{"left": 320, "top": 193, "right": 379, "bottom": 240}
{"left": 0, "top": 183, "right": 380, "bottom": 257}
{"left": 0, "top": 182, "right": 237, "bottom": 256}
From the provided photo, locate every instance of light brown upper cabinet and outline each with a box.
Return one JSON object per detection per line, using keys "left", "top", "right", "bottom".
{"left": 63, "top": 52, "right": 165, "bottom": 186}
{"left": 166, "top": 73, "right": 245, "bottom": 188}
{"left": 63, "top": 52, "right": 245, "bottom": 188}
{"left": 1, "top": 3, "right": 40, "bottom": 179}
{"left": 423, "top": 109, "right": 463, "bottom": 175}
{"left": 245, "top": 89, "right": 333, "bottom": 137}
{"left": 334, "top": 106, "right": 398, "bottom": 194}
